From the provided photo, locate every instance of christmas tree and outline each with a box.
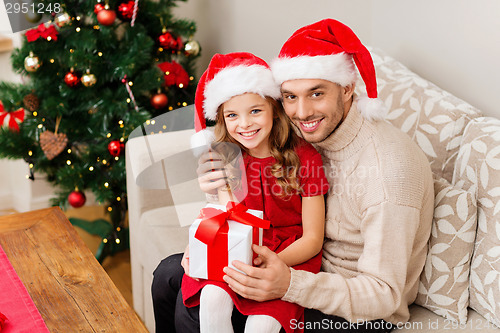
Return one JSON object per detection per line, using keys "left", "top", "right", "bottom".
{"left": 0, "top": 0, "right": 201, "bottom": 261}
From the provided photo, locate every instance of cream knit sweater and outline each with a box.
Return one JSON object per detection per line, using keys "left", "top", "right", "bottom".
{"left": 282, "top": 101, "right": 434, "bottom": 325}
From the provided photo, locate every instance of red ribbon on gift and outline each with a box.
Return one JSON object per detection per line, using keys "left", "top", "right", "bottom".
{"left": 195, "top": 201, "right": 270, "bottom": 281}
{"left": 26, "top": 23, "right": 59, "bottom": 42}
{"left": 0, "top": 101, "right": 25, "bottom": 132}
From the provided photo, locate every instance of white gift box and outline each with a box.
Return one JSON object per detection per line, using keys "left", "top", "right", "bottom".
{"left": 189, "top": 203, "right": 264, "bottom": 281}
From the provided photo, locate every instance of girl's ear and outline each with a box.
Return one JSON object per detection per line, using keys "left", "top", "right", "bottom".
{"left": 343, "top": 83, "right": 355, "bottom": 103}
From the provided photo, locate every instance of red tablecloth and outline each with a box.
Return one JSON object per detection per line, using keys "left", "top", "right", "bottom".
{"left": 0, "top": 244, "right": 50, "bottom": 332}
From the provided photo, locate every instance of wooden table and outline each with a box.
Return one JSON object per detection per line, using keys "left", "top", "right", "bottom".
{"left": 0, "top": 207, "right": 148, "bottom": 332}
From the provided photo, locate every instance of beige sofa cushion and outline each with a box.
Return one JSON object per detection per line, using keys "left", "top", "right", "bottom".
{"left": 414, "top": 176, "right": 477, "bottom": 324}
{"left": 357, "top": 48, "right": 482, "bottom": 183}
{"left": 453, "top": 117, "right": 500, "bottom": 328}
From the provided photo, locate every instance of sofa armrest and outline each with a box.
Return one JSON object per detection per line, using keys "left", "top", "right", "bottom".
{"left": 126, "top": 127, "right": 209, "bottom": 224}
{"left": 125, "top": 126, "right": 204, "bottom": 327}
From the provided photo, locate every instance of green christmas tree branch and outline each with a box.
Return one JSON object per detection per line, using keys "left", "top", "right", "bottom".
{"left": 0, "top": 0, "right": 201, "bottom": 259}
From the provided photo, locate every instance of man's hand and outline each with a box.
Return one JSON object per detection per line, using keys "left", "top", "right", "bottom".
{"left": 222, "top": 245, "right": 291, "bottom": 302}
{"left": 197, "top": 150, "right": 227, "bottom": 194}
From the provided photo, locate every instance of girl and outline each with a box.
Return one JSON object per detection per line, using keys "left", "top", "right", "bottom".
{"left": 182, "top": 52, "right": 329, "bottom": 333}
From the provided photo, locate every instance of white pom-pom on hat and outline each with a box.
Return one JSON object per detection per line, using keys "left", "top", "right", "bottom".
{"left": 356, "top": 95, "right": 387, "bottom": 122}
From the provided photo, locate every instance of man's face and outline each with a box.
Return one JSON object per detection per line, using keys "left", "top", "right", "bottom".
{"left": 281, "top": 79, "right": 352, "bottom": 143}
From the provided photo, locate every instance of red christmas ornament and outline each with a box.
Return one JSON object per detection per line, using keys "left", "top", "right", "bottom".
{"left": 94, "top": 3, "right": 105, "bottom": 14}
{"left": 64, "top": 70, "right": 80, "bottom": 87}
{"left": 158, "top": 32, "right": 174, "bottom": 48}
{"left": 117, "top": 1, "right": 135, "bottom": 20}
{"left": 97, "top": 8, "right": 116, "bottom": 26}
{"left": 175, "top": 36, "right": 183, "bottom": 51}
{"left": 157, "top": 61, "right": 189, "bottom": 88}
{"left": 68, "top": 190, "right": 86, "bottom": 208}
{"left": 151, "top": 93, "right": 168, "bottom": 109}
{"left": 108, "top": 140, "right": 123, "bottom": 157}
{"left": 158, "top": 32, "right": 182, "bottom": 51}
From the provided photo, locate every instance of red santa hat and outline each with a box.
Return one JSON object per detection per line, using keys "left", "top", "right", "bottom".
{"left": 191, "top": 52, "right": 281, "bottom": 149}
{"left": 271, "top": 19, "right": 386, "bottom": 121}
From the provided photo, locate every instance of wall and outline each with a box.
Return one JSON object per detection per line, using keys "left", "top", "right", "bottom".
{"left": 0, "top": 159, "right": 13, "bottom": 210}
{"left": 1, "top": 1, "right": 33, "bottom": 211}
{"left": 0, "top": 0, "right": 22, "bottom": 82}
{"left": 0, "top": 158, "right": 55, "bottom": 212}
{"left": 173, "top": 0, "right": 372, "bottom": 79}
{"left": 173, "top": 0, "right": 500, "bottom": 117}
{"left": 370, "top": 0, "right": 500, "bottom": 117}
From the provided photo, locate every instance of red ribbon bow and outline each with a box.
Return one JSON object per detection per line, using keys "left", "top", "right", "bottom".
{"left": 195, "top": 202, "right": 270, "bottom": 280}
{"left": 0, "top": 101, "right": 25, "bottom": 132}
{"left": 195, "top": 201, "right": 270, "bottom": 244}
{"left": 26, "top": 23, "right": 59, "bottom": 42}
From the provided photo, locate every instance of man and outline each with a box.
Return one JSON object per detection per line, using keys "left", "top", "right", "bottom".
{"left": 152, "top": 18, "right": 434, "bottom": 332}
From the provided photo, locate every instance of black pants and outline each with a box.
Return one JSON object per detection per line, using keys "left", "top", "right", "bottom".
{"left": 151, "top": 253, "right": 394, "bottom": 333}
{"left": 151, "top": 253, "right": 246, "bottom": 333}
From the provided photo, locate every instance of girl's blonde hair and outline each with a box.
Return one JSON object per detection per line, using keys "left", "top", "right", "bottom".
{"left": 213, "top": 96, "right": 302, "bottom": 198}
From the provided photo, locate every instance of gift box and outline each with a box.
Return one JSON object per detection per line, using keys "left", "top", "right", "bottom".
{"left": 189, "top": 202, "right": 270, "bottom": 281}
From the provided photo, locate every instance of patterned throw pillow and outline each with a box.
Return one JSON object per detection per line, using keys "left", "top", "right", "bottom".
{"left": 453, "top": 117, "right": 500, "bottom": 327}
{"left": 415, "top": 176, "right": 477, "bottom": 324}
{"left": 357, "top": 48, "right": 482, "bottom": 183}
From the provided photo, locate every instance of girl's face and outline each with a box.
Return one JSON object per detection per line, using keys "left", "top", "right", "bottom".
{"left": 222, "top": 93, "right": 274, "bottom": 158}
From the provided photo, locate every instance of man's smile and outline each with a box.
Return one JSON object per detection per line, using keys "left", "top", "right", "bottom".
{"left": 299, "top": 118, "right": 323, "bottom": 132}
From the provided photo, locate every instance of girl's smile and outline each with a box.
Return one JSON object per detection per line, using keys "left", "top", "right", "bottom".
{"left": 238, "top": 129, "right": 260, "bottom": 138}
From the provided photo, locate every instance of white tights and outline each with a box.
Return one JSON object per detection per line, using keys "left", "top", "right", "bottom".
{"left": 199, "top": 285, "right": 282, "bottom": 333}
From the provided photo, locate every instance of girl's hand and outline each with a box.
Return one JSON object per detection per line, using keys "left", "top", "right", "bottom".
{"left": 197, "top": 150, "right": 227, "bottom": 194}
{"left": 181, "top": 245, "right": 199, "bottom": 281}
{"left": 253, "top": 255, "right": 266, "bottom": 267}
{"left": 181, "top": 245, "right": 190, "bottom": 274}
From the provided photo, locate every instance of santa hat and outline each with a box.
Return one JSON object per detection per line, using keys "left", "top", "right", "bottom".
{"left": 271, "top": 19, "right": 386, "bottom": 121}
{"left": 191, "top": 52, "right": 281, "bottom": 149}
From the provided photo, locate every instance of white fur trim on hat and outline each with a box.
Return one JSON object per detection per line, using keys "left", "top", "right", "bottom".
{"left": 190, "top": 128, "right": 216, "bottom": 157}
{"left": 356, "top": 95, "right": 387, "bottom": 122}
{"left": 203, "top": 65, "right": 281, "bottom": 120}
{"left": 271, "top": 53, "right": 357, "bottom": 87}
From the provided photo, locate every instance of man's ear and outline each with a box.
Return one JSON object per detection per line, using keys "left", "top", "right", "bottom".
{"left": 343, "top": 83, "right": 355, "bottom": 102}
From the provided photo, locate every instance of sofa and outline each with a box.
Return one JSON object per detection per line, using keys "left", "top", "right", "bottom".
{"left": 126, "top": 48, "right": 500, "bottom": 332}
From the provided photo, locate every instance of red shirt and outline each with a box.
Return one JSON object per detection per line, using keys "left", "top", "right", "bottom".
{"left": 242, "top": 138, "right": 329, "bottom": 253}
